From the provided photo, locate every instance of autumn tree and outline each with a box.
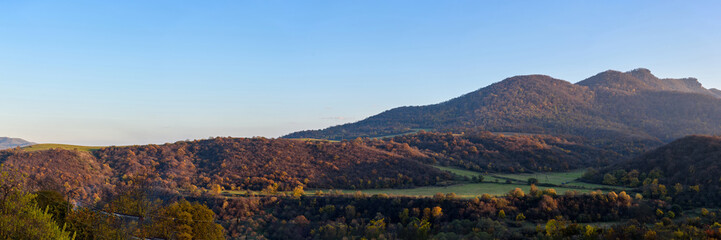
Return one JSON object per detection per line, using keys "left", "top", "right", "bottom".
{"left": 147, "top": 199, "right": 224, "bottom": 240}
{"left": 0, "top": 167, "right": 73, "bottom": 239}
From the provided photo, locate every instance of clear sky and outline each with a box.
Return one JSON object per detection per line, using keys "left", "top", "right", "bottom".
{"left": 1, "top": 1, "right": 720, "bottom": 145}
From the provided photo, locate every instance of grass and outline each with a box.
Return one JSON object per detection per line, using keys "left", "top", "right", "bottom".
{"left": 290, "top": 138, "right": 340, "bottom": 143}
{"left": 433, "top": 165, "right": 506, "bottom": 182}
{"left": 491, "top": 170, "right": 629, "bottom": 190}
{"left": 314, "top": 183, "right": 593, "bottom": 198}
{"left": 433, "top": 165, "right": 629, "bottom": 191}
{"left": 372, "top": 128, "right": 432, "bottom": 139}
{"left": 22, "top": 144, "right": 104, "bottom": 152}
{"left": 493, "top": 170, "right": 587, "bottom": 185}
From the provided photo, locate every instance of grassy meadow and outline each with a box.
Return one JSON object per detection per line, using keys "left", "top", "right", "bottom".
{"left": 316, "top": 182, "right": 593, "bottom": 198}
{"left": 22, "top": 144, "right": 104, "bottom": 152}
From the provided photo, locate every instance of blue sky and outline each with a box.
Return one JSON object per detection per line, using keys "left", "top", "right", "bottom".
{"left": 1, "top": 1, "right": 720, "bottom": 145}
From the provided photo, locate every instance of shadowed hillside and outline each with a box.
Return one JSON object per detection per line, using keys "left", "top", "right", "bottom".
{"left": 583, "top": 135, "right": 721, "bottom": 207}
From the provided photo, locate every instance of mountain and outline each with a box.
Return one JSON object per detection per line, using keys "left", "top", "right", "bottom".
{"left": 0, "top": 137, "right": 35, "bottom": 150}
{"left": 582, "top": 135, "right": 721, "bottom": 207}
{"left": 578, "top": 68, "right": 719, "bottom": 97}
{"left": 285, "top": 68, "right": 721, "bottom": 154}
{"left": 712, "top": 88, "right": 721, "bottom": 98}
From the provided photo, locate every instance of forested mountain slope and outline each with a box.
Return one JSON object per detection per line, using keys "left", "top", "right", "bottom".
{"left": 285, "top": 69, "right": 721, "bottom": 152}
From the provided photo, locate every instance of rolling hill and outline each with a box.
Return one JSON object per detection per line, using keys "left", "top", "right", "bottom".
{"left": 0, "top": 137, "right": 35, "bottom": 150}
{"left": 285, "top": 68, "right": 721, "bottom": 155}
{"left": 0, "top": 137, "right": 455, "bottom": 202}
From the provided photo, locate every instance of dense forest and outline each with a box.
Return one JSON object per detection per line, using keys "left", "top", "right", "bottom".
{"left": 383, "top": 131, "right": 619, "bottom": 172}
{"left": 95, "top": 137, "right": 450, "bottom": 192}
{"left": 7, "top": 162, "right": 721, "bottom": 239}
{"left": 285, "top": 69, "right": 721, "bottom": 152}
{"left": 204, "top": 187, "right": 721, "bottom": 239}
{"left": 0, "top": 137, "right": 455, "bottom": 204}
{"left": 583, "top": 135, "right": 721, "bottom": 207}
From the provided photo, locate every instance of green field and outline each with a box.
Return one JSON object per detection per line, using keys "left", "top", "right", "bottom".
{"left": 320, "top": 183, "right": 593, "bottom": 198}
{"left": 491, "top": 170, "right": 629, "bottom": 190}
{"left": 372, "top": 128, "right": 432, "bottom": 139}
{"left": 433, "top": 165, "right": 506, "bottom": 182}
{"left": 432, "top": 165, "right": 629, "bottom": 192}
{"left": 290, "top": 138, "right": 340, "bottom": 143}
{"left": 493, "top": 170, "right": 587, "bottom": 185}
{"left": 22, "top": 144, "right": 104, "bottom": 152}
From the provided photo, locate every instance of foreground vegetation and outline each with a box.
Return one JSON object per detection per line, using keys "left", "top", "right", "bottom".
{"left": 0, "top": 169, "right": 224, "bottom": 239}
{"left": 209, "top": 187, "right": 721, "bottom": 239}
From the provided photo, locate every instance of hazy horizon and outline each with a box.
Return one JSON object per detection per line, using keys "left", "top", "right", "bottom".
{"left": 2, "top": 1, "right": 720, "bottom": 145}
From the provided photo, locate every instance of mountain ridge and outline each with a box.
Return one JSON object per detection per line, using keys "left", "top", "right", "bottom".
{"left": 285, "top": 68, "right": 721, "bottom": 152}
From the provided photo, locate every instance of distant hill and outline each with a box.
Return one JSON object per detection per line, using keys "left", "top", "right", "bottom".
{"left": 0, "top": 137, "right": 35, "bottom": 150}
{"left": 583, "top": 135, "right": 721, "bottom": 207}
{"left": 285, "top": 68, "right": 721, "bottom": 155}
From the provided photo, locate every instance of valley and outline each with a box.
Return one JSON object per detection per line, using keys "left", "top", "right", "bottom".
{"left": 2, "top": 68, "right": 721, "bottom": 239}
{"left": 5, "top": 1, "right": 720, "bottom": 238}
